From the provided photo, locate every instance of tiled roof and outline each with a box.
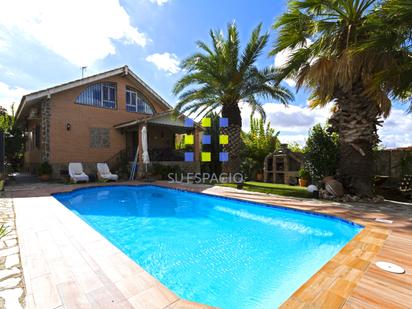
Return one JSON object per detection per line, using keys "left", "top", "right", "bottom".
{"left": 16, "top": 65, "right": 172, "bottom": 120}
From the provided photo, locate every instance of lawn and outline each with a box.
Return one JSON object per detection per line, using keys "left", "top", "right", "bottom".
{"left": 219, "top": 181, "right": 312, "bottom": 198}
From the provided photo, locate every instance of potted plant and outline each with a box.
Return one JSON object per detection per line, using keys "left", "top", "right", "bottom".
{"left": 255, "top": 170, "right": 264, "bottom": 182}
{"left": 298, "top": 167, "right": 310, "bottom": 187}
{"left": 38, "top": 161, "right": 53, "bottom": 181}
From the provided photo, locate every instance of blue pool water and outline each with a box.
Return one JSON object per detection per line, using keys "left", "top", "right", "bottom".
{"left": 54, "top": 185, "right": 362, "bottom": 308}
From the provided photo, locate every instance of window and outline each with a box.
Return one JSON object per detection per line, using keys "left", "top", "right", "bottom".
{"left": 25, "top": 131, "right": 33, "bottom": 151}
{"left": 125, "top": 87, "right": 154, "bottom": 114}
{"left": 35, "top": 125, "right": 41, "bottom": 149}
{"left": 90, "top": 128, "right": 110, "bottom": 148}
{"left": 76, "top": 83, "right": 117, "bottom": 109}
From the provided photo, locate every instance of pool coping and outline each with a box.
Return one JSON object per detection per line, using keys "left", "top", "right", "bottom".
{"left": 12, "top": 182, "right": 407, "bottom": 308}
{"left": 51, "top": 184, "right": 364, "bottom": 229}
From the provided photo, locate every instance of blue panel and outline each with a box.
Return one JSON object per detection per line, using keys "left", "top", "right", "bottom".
{"left": 184, "top": 118, "right": 194, "bottom": 127}
{"left": 202, "top": 135, "right": 211, "bottom": 144}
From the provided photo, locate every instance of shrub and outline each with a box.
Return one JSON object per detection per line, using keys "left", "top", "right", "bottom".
{"left": 288, "top": 142, "right": 304, "bottom": 153}
{"left": 0, "top": 105, "right": 25, "bottom": 172}
{"left": 242, "top": 115, "right": 280, "bottom": 177}
{"left": 38, "top": 161, "right": 53, "bottom": 176}
{"left": 151, "top": 164, "right": 182, "bottom": 180}
{"left": 304, "top": 124, "right": 338, "bottom": 182}
{"left": 240, "top": 157, "right": 260, "bottom": 181}
{"left": 298, "top": 167, "right": 310, "bottom": 180}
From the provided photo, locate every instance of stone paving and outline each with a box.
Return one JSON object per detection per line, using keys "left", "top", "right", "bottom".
{"left": 3, "top": 180, "right": 412, "bottom": 308}
{"left": 0, "top": 198, "right": 25, "bottom": 308}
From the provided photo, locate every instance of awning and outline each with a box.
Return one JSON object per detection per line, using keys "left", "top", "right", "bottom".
{"left": 113, "top": 110, "right": 203, "bottom": 130}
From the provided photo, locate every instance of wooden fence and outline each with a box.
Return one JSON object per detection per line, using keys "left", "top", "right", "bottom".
{"left": 374, "top": 147, "right": 412, "bottom": 182}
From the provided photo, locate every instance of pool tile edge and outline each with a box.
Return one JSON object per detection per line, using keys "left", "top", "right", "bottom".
{"left": 13, "top": 182, "right": 398, "bottom": 308}
{"left": 14, "top": 196, "right": 215, "bottom": 309}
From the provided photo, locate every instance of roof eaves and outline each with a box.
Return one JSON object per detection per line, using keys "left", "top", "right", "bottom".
{"left": 113, "top": 110, "right": 203, "bottom": 130}
{"left": 16, "top": 65, "right": 175, "bottom": 121}
{"left": 127, "top": 69, "right": 173, "bottom": 110}
{"left": 16, "top": 66, "right": 127, "bottom": 121}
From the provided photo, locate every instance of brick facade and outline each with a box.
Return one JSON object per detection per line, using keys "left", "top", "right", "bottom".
{"left": 24, "top": 74, "right": 171, "bottom": 177}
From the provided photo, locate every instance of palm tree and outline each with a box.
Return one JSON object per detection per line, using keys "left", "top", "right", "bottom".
{"left": 173, "top": 23, "right": 293, "bottom": 173}
{"left": 359, "top": 0, "right": 412, "bottom": 109}
{"left": 271, "top": 0, "right": 412, "bottom": 196}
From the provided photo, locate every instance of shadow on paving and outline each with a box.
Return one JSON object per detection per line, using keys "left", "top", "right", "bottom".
{"left": 2, "top": 176, "right": 412, "bottom": 234}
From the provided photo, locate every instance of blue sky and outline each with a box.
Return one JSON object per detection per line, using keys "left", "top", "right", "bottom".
{"left": 0, "top": 0, "right": 411, "bottom": 147}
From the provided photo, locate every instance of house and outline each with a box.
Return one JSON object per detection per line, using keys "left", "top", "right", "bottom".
{"left": 16, "top": 65, "right": 201, "bottom": 178}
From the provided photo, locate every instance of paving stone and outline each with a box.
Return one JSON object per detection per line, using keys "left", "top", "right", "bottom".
{"left": 0, "top": 246, "right": 19, "bottom": 257}
{"left": 0, "top": 277, "right": 20, "bottom": 289}
{"left": 5, "top": 232, "right": 17, "bottom": 238}
{"left": 0, "top": 267, "right": 20, "bottom": 280}
{"left": 1, "top": 235, "right": 17, "bottom": 242}
{"left": 4, "top": 239, "right": 17, "bottom": 247}
{"left": 0, "top": 256, "right": 5, "bottom": 268}
{"left": 5, "top": 254, "right": 19, "bottom": 269}
{"left": 0, "top": 288, "right": 23, "bottom": 309}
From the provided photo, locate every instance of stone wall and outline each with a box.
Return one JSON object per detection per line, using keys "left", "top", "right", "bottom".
{"left": 40, "top": 99, "right": 51, "bottom": 163}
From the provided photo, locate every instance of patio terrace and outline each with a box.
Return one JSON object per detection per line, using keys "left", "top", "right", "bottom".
{"left": 1, "top": 180, "right": 411, "bottom": 308}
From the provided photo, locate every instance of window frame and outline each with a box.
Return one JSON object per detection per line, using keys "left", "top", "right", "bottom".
{"left": 75, "top": 82, "right": 117, "bottom": 110}
{"left": 125, "top": 87, "right": 154, "bottom": 115}
{"left": 35, "top": 125, "right": 41, "bottom": 149}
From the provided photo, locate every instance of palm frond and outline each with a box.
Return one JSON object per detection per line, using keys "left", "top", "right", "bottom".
{"left": 270, "top": 0, "right": 412, "bottom": 117}
{"left": 173, "top": 22, "right": 294, "bottom": 124}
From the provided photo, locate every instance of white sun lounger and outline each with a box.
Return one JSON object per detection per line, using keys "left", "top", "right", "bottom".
{"left": 68, "top": 163, "right": 89, "bottom": 183}
{"left": 97, "top": 163, "right": 119, "bottom": 181}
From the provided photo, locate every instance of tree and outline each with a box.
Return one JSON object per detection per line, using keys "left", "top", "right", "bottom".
{"left": 288, "top": 142, "right": 304, "bottom": 153}
{"left": 242, "top": 115, "right": 280, "bottom": 177}
{"left": 271, "top": 0, "right": 411, "bottom": 196}
{"left": 357, "top": 0, "right": 412, "bottom": 110}
{"left": 304, "top": 124, "right": 338, "bottom": 183}
{"left": 173, "top": 23, "right": 293, "bottom": 173}
{"left": 0, "top": 105, "right": 25, "bottom": 171}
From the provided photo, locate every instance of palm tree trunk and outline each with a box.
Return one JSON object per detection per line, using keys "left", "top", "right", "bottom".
{"left": 221, "top": 103, "right": 242, "bottom": 174}
{"left": 330, "top": 83, "right": 380, "bottom": 197}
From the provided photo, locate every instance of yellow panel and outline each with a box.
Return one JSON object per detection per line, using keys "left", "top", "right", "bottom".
{"left": 219, "top": 135, "right": 229, "bottom": 145}
{"left": 201, "top": 152, "right": 211, "bottom": 162}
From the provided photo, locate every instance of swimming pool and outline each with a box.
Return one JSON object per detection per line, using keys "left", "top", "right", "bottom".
{"left": 54, "top": 185, "right": 362, "bottom": 308}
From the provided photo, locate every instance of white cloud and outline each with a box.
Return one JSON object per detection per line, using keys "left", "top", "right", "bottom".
{"left": 149, "top": 0, "right": 170, "bottom": 5}
{"left": 240, "top": 102, "right": 412, "bottom": 148}
{"left": 274, "top": 39, "right": 313, "bottom": 88}
{"left": 0, "top": 81, "right": 30, "bottom": 113}
{"left": 378, "top": 109, "right": 412, "bottom": 148}
{"left": 241, "top": 102, "right": 331, "bottom": 145}
{"left": 146, "top": 52, "right": 181, "bottom": 74}
{"left": 0, "top": 39, "right": 8, "bottom": 52}
{"left": 274, "top": 48, "right": 296, "bottom": 87}
{"left": 0, "top": 0, "right": 148, "bottom": 66}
